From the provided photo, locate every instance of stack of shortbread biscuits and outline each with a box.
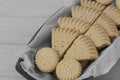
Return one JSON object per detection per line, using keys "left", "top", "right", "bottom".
{"left": 35, "top": 0, "right": 120, "bottom": 80}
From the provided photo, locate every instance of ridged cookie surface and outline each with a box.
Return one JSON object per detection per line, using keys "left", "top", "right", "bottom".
{"left": 72, "top": 6, "right": 101, "bottom": 24}
{"left": 85, "top": 24, "right": 111, "bottom": 49}
{"left": 58, "top": 17, "right": 91, "bottom": 34}
{"left": 103, "top": 5, "right": 120, "bottom": 25}
{"left": 80, "top": 0, "right": 105, "bottom": 11}
{"left": 95, "top": 13, "right": 119, "bottom": 39}
{"left": 52, "top": 28, "right": 79, "bottom": 58}
{"left": 96, "top": 0, "right": 112, "bottom": 5}
{"left": 64, "top": 35, "right": 98, "bottom": 60}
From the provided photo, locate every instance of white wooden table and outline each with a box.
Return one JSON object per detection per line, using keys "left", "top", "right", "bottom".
{"left": 0, "top": 0, "right": 119, "bottom": 80}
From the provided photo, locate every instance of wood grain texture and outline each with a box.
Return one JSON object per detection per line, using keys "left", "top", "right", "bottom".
{"left": 0, "top": 45, "right": 27, "bottom": 80}
{"left": 0, "top": 0, "right": 64, "bottom": 17}
{"left": 0, "top": 17, "right": 46, "bottom": 44}
{"left": 0, "top": 0, "right": 64, "bottom": 44}
{"left": 0, "top": 0, "right": 64, "bottom": 79}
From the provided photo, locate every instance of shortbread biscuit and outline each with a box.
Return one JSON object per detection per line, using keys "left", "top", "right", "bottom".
{"left": 103, "top": 5, "right": 120, "bottom": 25}
{"left": 116, "top": 0, "right": 120, "bottom": 10}
{"left": 56, "top": 59, "right": 81, "bottom": 80}
{"left": 72, "top": 6, "right": 101, "bottom": 24}
{"left": 35, "top": 48, "right": 59, "bottom": 73}
{"left": 58, "top": 17, "right": 91, "bottom": 34}
{"left": 64, "top": 35, "right": 99, "bottom": 60}
{"left": 95, "top": 13, "right": 119, "bottom": 39}
{"left": 96, "top": 0, "right": 112, "bottom": 5}
{"left": 85, "top": 24, "right": 111, "bottom": 48}
{"left": 80, "top": 0, "right": 106, "bottom": 11}
{"left": 52, "top": 28, "right": 79, "bottom": 58}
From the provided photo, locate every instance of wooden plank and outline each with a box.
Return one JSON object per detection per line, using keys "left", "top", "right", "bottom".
{"left": 0, "top": 0, "right": 64, "bottom": 17}
{"left": 0, "top": 76, "right": 26, "bottom": 80}
{"left": 0, "top": 17, "right": 46, "bottom": 44}
{"left": 0, "top": 0, "right": 64, "bottom": 44}
{"left": 0, "top": 44, "right": 27, "bottom": 80}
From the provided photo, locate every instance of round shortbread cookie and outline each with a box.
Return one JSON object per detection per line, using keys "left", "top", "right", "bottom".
{"left": 35, "top": 48, "right": 59, "bottom": 73}
{"left": 96, "top": 0, "right": 112, "bottom": 5}
{"left": 116, "top": 0, "right": 120, "bottom": 9}
{"left": 56, "top": 59, "right": 82, "bottom": 80}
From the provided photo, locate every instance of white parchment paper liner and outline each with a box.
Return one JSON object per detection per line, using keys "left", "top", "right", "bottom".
{"left": 20, "top": 37, "right": 120, "bottom": 80}
{"left": 19, "top": 0, "right": 120, "bottom": 80}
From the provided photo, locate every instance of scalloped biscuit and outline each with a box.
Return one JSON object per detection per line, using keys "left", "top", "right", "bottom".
{"left": 52, "top": 28, "right": 79, "bottom": 58}
{"left": 64, "top": 35, "right": 99, "bottom": 60}
{"left": 58, "top": 17, "right": 91, "bottom": 34}
{"left": 95, "top": 13, "right": 119, "bottom": 39}
{"left": 72, "top": 6, "right": 101, "bottom": 24}
{"left": 85, "top": 24, "right": 111, "bottom": 49}
{"left": 80, "top": 0, "right": 106, "bottom": 11}
{"left": 96, "top": 0, "right": 112, "bottom": 5}
{"left": 103, "top": 5, "right": 120, "bottom": 25}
